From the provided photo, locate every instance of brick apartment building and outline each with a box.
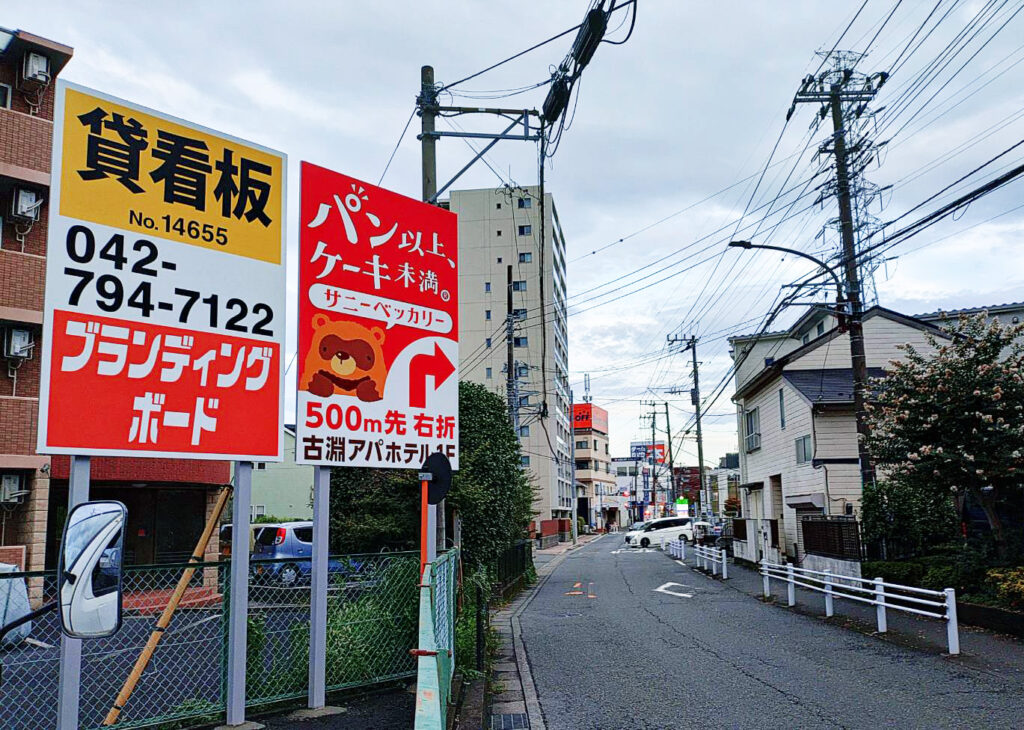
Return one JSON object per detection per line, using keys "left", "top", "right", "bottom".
{"left": 0, "top": 28, "right": 228, "bottom": 599}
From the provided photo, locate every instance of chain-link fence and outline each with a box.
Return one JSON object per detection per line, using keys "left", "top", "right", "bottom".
{"left": 0, "top": 551, "right": 419, "bottom": 729}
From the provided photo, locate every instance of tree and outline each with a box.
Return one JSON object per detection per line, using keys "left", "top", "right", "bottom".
{"left": 328, "top": 381, "right": 534, "bottom": 568}
{"left": 864, "top": 313, "right": 1024, "bottom": 558}
{"left": 447, "top": 381, "right": 534, "bottom": 571}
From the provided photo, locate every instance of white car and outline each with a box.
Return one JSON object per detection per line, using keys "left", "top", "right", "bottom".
{"left": 625, "top": 517, "right": 694, "bottom": 548}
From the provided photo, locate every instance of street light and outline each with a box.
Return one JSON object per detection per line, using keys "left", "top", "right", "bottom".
{"left": 728, "top": 240, "right": 846, "bottom": 328}
{"left": 727, "top": 238, "right": 875, "bottom": 495}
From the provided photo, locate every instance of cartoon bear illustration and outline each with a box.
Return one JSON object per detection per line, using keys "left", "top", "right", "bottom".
{"left": 301, "top": 313, "right": 387, "bottom": 402}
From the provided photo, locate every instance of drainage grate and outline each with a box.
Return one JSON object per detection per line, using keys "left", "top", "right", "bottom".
{"left": 490, "top": 712, "right": 529, "bottom": 729}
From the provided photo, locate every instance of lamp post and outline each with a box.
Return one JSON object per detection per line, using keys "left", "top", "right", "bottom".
{"left": 727, "top": 239, "right": 873, "bottom": 489}
{"left": 727, "top": 240, "right": 845, "bottom": 327}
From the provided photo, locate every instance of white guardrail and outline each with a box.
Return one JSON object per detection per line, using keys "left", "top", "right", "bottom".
{"left": 664, "top": 539, "right": 728, "bottom": 579}
{"left": 760, "top": 560, "right": 960, "bottom": 655}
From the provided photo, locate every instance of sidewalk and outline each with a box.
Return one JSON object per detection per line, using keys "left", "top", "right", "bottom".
{"left": 669, "top": 547, "right": 1024, "bottom": 680}
{"left": 486, "top": 534, "right": 602, "bottom": 730}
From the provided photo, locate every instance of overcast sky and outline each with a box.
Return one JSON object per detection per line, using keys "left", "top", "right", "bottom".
{"left": 11, "top": 1, "right": 1024, "bottom": 466}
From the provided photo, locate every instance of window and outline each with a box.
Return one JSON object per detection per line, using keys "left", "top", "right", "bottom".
{"left": 513, "top": 336, "right": 528, "bottom": 347}
{"left": 293, "top": 527, "right": 313, "bottom": 543}
{"left": 519, "top": 395, "right": 530, "bottom": 406}
{"left": 795, "top": 435, "right": 813, "bottom": 464}
{"left": 575, "top": 440, "right": 588, "bottom": 450}
{"left": 521, "top": 456, "right": 531, "bottom": 467}
{"left": 497, "top": 257, "right": 502, "bottom": 263}
{"left": 513, "top": 308, "right": 527, "bottom": 319}
{"left": 744, "top": 408, "right": 761, "bottom": 452}
{"left": 255, "top": 462, "right": 267, "bottom": 470}
{"left": 485, "top": 338, "right": 492, "bottom": 348}
{"left": 0, "top": 83, "right": 10, "bottom": 110}
{"left": 593, "top": 439, "right": 598, "bottom": 449}
{"left": 485, "top": 367, "right": 492, "bottom": 379}
{"left": 519, "top": 252, "right": 532, "bottom": 263}
{"left": 518, "top": 425, "right": 530, "bottom": 437}
{"left": 496, "top": 202, "right": 502, "bottom": 209}
{"left": 512, "top": 280, "right": 527, "bottom": 291}
{"left": 518, "top": 225, "right": 532, "bottom": 236}
{"left": 816, "top": 321, "right": 825, "bottom": 336}
{"left": 250, "top": 504, "right": 266, "bottom": 521}
{"left": 801, "top": 333, "right": 810, "bottom": 345}
{"left": 485, "top": 309, "right": 491, "bottom": 320}
{"left": 779, "top": 389, "right": 786, "bottom": 430}
{"left": 496, "top": 230, "right": 502, "bottom": 237}
{"left": 517, "top": 197, "right": 532, "bottom": 208}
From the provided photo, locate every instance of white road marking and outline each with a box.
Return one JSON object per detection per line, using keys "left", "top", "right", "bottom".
{"left": 610, "top": 548, "right": 657, "bottom": 554}
{"left": 654, "top": 582, "right": 695, "bottom": 599}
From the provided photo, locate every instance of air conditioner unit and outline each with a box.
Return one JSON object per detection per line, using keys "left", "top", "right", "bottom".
{"left": 21, "top": 52, "right": 50, "bottom": 85}
{"left": 3, "top": 327, "right": 34, "bottom": 359}
{"left": 1, "top": 473, "right": 28, "bottom": 504}
{"left": 10, "top": 188, "right": 41, "bottom": 222}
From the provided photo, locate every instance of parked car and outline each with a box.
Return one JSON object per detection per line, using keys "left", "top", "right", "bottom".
{"left": 249, "top": 522, "right": 363, "bottom": 586}
{"left": 218, "top": 523, "right": 260, "bottom": 559}
{"left": 625, "top": 521, "right": 647, "bottom": 540}
{"left": 625, "top": 517, "right": 694, "bottom": 548}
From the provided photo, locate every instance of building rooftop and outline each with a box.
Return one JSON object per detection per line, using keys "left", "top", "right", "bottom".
{"left": 913, "top": 301, "right": 1024, "bottom": 321}
{"left": 782, "top": 367, "right": 887, "bottom": 404}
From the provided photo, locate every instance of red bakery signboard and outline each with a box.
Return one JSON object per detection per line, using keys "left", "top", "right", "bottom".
{"left": 296, "top": 163, "right": 459, "bottom": 469}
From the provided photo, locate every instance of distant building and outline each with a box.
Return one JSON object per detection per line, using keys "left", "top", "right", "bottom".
{"left": 240, "top": 427, "right": 313, "bottom": 521}
{"left": 447, "top": 186, "right": 571, "bottom": 522}
{"left": 572, "top": 403, "right": 622, "bottom": 529}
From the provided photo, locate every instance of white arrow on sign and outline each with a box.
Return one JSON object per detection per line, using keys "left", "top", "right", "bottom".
{"left": 654, "top": 582, "right": 694, "bottom": 599}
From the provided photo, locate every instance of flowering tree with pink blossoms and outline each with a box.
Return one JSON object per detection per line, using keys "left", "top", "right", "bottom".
{"left": 865, "top": 313, "right": 1024, "bottom": 559}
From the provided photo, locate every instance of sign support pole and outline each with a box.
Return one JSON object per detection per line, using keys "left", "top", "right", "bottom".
{"left": 57, "top": 455, "right": 89, "bottom": 730}
{"left": 308, "top": 466, "right": 330, "bottom": 709}
{"left": 226, "top": 461, "right": 252, "bottom": 727}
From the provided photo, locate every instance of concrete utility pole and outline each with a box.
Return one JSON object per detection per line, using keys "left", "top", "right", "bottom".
{"left": 669, "top": 335, "right": 705, "bottom": 515}
{"left": 649, "top": 408, "right": 658, "bottom": 519}
{"left": 419, "top": 65, "right": 442, "bottom": 556}
{"left": 570, "top": 388, "right": 578, "bottom": 544}
{"left": 506, "top": 264, "right": 519, "bottom": 433}
{"left": 789, "top": 63, "right": 885, "bottom": 488}
{"left": 664, "top": 402, "right": 675, "bottom": 507}
{"left": 829, "top": 84, "right": 874, "bottom": 488}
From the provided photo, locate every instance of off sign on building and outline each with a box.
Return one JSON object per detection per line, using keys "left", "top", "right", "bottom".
{"left": 37, "top": 81, "right": 287, "bottom": 460}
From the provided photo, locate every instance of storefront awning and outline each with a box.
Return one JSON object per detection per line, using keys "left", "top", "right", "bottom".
{"left": 785, "top": 493, "right": 825, "bottom": 510}
{"left": 740, "top": 481, "right": 764, "bottom": 490}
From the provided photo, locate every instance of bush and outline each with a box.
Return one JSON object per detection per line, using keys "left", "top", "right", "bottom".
{"left": 921, "top": 564, "right": 959, "bottom": 592}
{"left": 862, "top": 560, "right": 925, "bottom": 587}
{"left": 986, "top": 567, "right": 1024, "bottom": 611}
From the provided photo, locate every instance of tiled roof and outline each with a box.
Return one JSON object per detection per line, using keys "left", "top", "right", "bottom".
{"left": 915, "top": 302, "right": 1024, "bottom": 319}
{"left": 783, "top": 368, "right": 887, "bottom": 404}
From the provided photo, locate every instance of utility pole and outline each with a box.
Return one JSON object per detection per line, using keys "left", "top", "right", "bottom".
{"left": 790, "top": 61, "right": 886, "bottom": 488}
{"left": 649, "top": 408, "right": 658, "bottom": 519}
{"left": 570, "top": 389, "right": 577, "bottom": 544}
{"left": 419, "top": 65, "right": 441, "bottom": 558}
{"left": 505, "top": 264, "right": 519, "bottom": 433}
{"left": 669, "top": 335, "right": 705, "bottom": 516}
{"left": 663, "top": 402, "right": 676, "bottom": 510}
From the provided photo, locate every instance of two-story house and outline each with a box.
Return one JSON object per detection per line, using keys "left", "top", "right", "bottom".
{"left": 728, "top": 305, "right": 953, "bottom": 568}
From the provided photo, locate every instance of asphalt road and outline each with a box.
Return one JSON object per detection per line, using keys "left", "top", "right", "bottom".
{"left": 519, "top": 537, "right": 1024, "bottom": 730}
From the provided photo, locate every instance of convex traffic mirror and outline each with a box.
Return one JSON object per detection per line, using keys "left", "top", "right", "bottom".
{"left": 58, "top": 500, "right": 126, "bottom": 638}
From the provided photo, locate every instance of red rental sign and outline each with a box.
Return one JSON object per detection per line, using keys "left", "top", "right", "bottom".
{"left": 296, "top": 163, "right": 459, "bottom": 468}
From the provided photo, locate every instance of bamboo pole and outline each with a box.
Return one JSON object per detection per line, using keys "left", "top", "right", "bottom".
{"left": 102, "top": 485, "right": 232, "bottom": 726}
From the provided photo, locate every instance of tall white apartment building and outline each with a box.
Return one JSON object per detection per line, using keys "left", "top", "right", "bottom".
{"left": 445, "top": 186, "right": 572, "bottom": 521}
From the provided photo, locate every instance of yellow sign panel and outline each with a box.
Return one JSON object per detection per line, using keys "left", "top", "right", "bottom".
{"left": 59, "top": 87, "right": 283, "bottom": 264}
